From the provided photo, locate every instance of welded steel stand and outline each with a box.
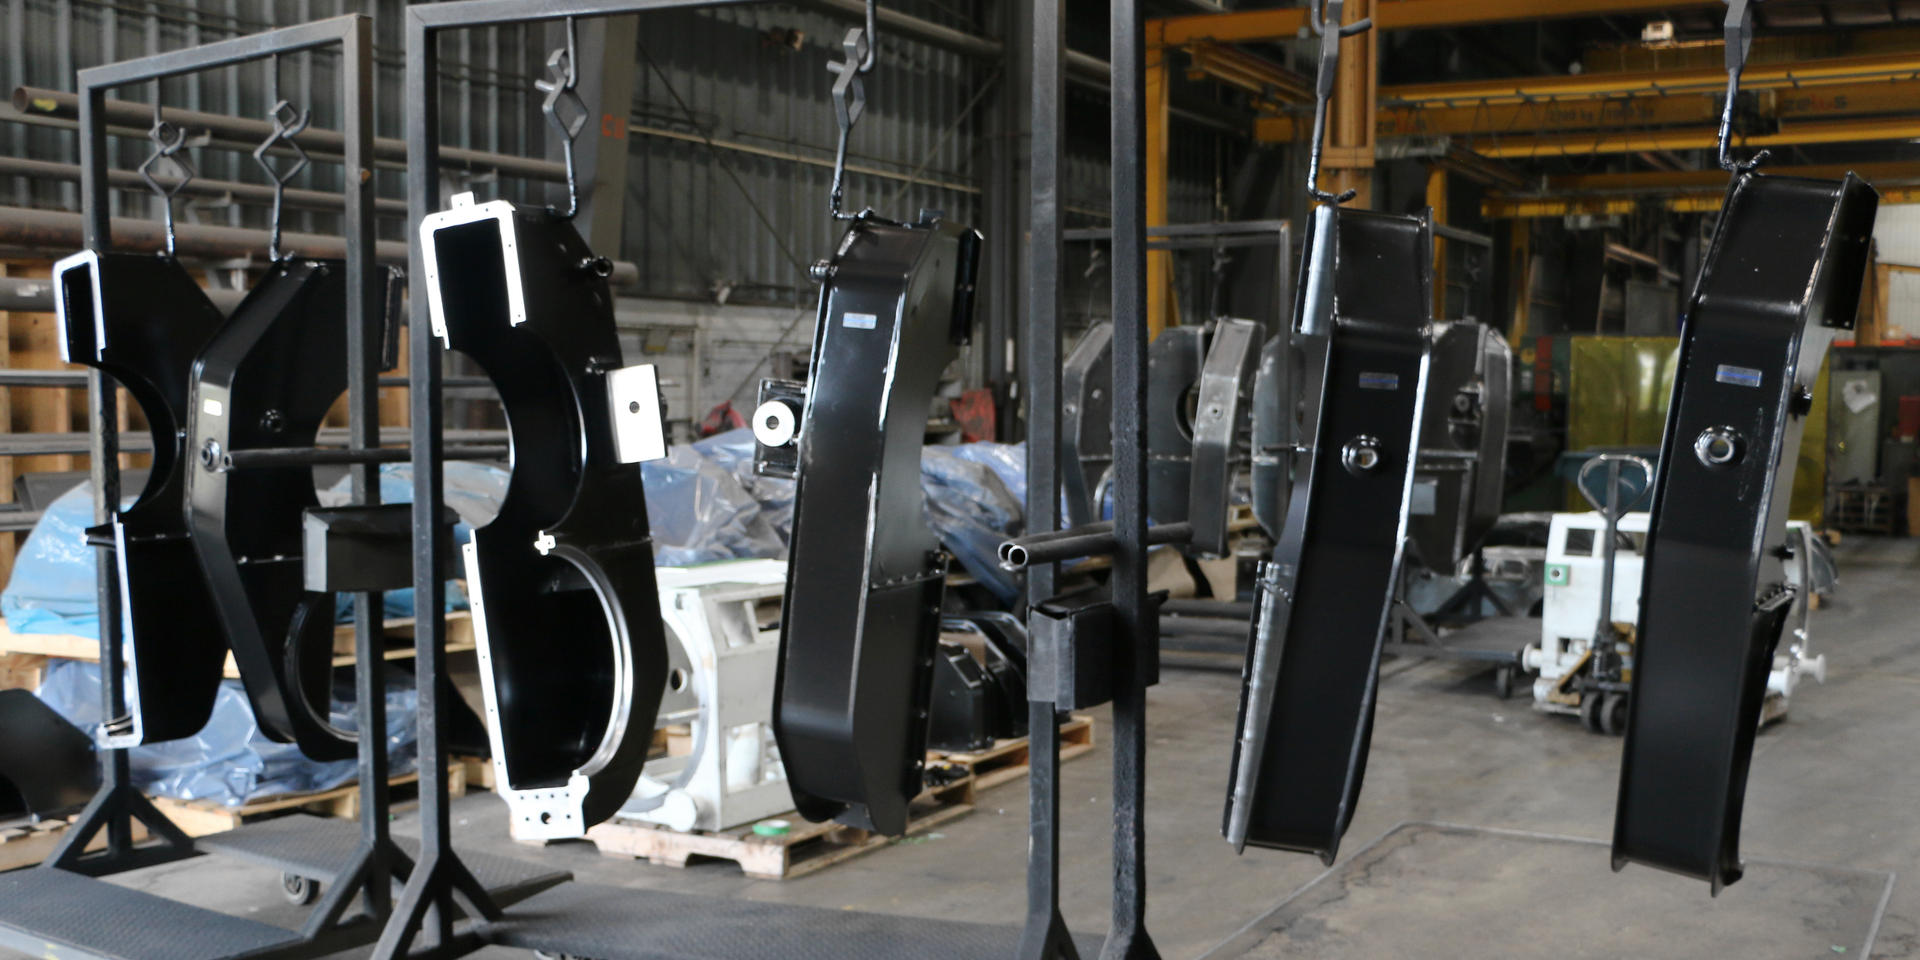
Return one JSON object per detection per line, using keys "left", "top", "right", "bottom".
{"left": 1016, "top": 1, "right": 1076, "bottom": 956}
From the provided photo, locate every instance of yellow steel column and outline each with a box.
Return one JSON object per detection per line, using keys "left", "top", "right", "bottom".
{"left": 1146, "top": 38, "right": 1174, "bottom": 338}
{"left": 1324, "top": 0, "right": 1376, "bottom": 206}
{"left": 1507, "top": 223, "right": 1532, "bottom": 342}
{"left": 1426, "top": 163, "right": 1447, "bottom": 320}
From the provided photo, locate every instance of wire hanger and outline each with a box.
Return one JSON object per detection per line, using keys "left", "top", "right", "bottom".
{"left": 826, "top": 0, "right": 879, "bottom": 221}
{"left": 253, "top": 53, "right": 312, "bottom": 263}
{"left": 1717, "top": 0, "right": 1770, "bottom": 174}
{"left": 537, "top": 16, "right": 590, "bottom": 219}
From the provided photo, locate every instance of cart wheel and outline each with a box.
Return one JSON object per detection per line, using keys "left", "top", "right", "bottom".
{"left": 1579, "top": 693, "right": 1603, "bottom": 734}
{"left": 280, "top": 872, "right": 319, "bottom": 906}
{"left": 1494, "top": 666, "right": 1515, "bottom": 701}
{"left": 1600, "top": 692, "right": 1630, "bottom": 737}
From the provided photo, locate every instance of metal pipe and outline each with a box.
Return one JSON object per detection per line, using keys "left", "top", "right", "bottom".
{"left": 0, "top": 275, "right": 249, "bottom": 314}
{"left": 999, "top": 520, "right": 1114, "bottom": 563}
{"left": 1001, "top": 521, "right": 1192, "bottom": 569}
{"left": 0, "top": 205, "right": 639, "bottom": 286}
{"left": 220, "top": 443, "right": 507, "bottom": 470}
{"left": 798, "top": 0, "right": 1109, "bottom": 82}
{"left": 14, "top": 87, "right": 567, "bottom": 183}
{"left": 0, "top": 156, "right": 409, "bottom": 217}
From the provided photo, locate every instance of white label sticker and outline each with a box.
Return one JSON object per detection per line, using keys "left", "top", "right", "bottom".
{"left": 843, "top": 312, "right": 878, "bottom": 330}
{"left": 1715, "top": 364, "right": 1763, "bottom": 388}
{"left": 201, "top": 398, "right": 224, "bottom": 418}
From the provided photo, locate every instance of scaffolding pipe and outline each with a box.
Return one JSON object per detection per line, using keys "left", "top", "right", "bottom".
{"left": 0, "top": 156, "right": 409, "bottom": 217}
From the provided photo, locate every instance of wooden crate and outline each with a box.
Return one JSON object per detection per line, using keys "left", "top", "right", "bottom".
{"left": 927, "top": 714, "right": 1096, "bottom": 800}
{"left": 148, "top": 763, "right": 466, "bottom": 838}
{"left": 587, "top": 774, "right": 976, "bottom": 881}
{"left": 0, "top": 815, "right": 149, "bottom": 872}
{"left": 0, "top": 652, "right": 45, "bottom": 691}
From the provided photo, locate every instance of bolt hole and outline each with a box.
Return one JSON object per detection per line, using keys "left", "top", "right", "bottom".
{"left": 628, "top": 400, "right": 640, "bottom": 414}
{"left": 668, "top": 668, "right": 689, "bottom": 692}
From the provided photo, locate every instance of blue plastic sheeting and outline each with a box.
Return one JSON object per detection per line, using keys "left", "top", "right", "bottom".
{"left": 694, "top": 428, "right": 795, "bottom": 548}
{"left": 643, "top": 438, "right": 786, "bottom": 566}
{"left": 921, "top": 446, "right": 1022, "bottom": 603}
{"left": 35, "top": 659, "right": 418, "bottom": 806}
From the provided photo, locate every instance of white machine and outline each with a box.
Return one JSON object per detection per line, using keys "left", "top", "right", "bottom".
{"left": 1523, "top": 511, "right": 1827, "bottom": 729}
{"left": 618, "top": 559, "right": 792, "bottom": 833}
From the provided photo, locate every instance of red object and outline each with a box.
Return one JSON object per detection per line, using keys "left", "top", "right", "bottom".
{"left": 1533, "top": 335, "right": 1553, "bottom": 412}
{"left": 950, "top": 389, "right": 996, "bottom": 443}
{"left": 698, "top": 401, "right": 747, "bottom": 438}
{"left": 1897, "top": 396, "right": 1920, "bottom": 440}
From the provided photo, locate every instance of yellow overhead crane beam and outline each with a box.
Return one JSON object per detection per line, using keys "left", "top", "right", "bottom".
{"left": 1466, "top": 115, "right": 1920, "bottom": 159}
{"left": 1385, "top": 49, "right": 1920, "bottom": 107}
{"left": 1256, "top": 77, "right": 1920, "bottom": 142}
{"left": 1483, "top": 161, "right": 1920, "bottom": 218}
{"left": 1151, "top": 0, "right": 1721, "bottom": 46}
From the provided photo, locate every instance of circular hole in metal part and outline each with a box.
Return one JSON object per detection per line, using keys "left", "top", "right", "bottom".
{"left": 1355, "top": 448, "right": 1379, "bottom": 470}
{"left": 539, "top": 812, "right": 552, "bottom": 825}
{"left": 1007, "top": 545, "right": 1028, "bottom": 567}
{"left": 668, "top": 668, "right": 688, "bottom": 693}
{"left": 766, "top": 415, "right": 780, "bottom": 430}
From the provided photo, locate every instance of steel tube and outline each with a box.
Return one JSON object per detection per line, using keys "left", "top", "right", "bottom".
{"left": 1001, "top": 521, "right": 1192, "bottom": 569}
{"left": 999, "top": 521, "right": 1115, "bottom": 563}
{"left": 0, "top": 205, "right": 639, "bottom": 286}
{"left": 221, "top": 444, "right": 507, "bottom": 470}
{"left": 14, "top": 87, "right": 567, "bottom": 183}
{"left": 0, "top": 156, "right": 409, "bottom": 217}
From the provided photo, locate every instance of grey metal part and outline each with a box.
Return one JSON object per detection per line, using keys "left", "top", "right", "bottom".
{"left": 1188, "top": 319, "right": 1264, "bottom": 557}
{"left": 1249, "top": 334, "right": 1295, "bottom": 540}
{"left": 1407, "top": 322, "right": 1512, "bottom": 569}
{"left": 481, "top": 881, "right": 1106, "bottom": 959}
{"left": 0, "top": 869, "right": 296, "bottom": 960}
{"left": 1146, "top": 325, "right": 1207, "bottom": 525}
{"left": 1060, "top": 323, "right": 1114, "bottom": 528}
{"left": 1828, "top": 369, "right": 1879, "bottom": 484}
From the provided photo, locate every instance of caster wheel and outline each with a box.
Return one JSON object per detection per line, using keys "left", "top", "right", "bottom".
{"left": 1600, "top": 691, "right": 1630, "bottom": 737}
{"left": 1579, "top": 693, "right": 1603, "bottom": 734}
{"left": 280, "top": 872, "right": 319, "bottom": 906}
{"left": 1494, "top": 666, "right": 1515, "bottom": 701}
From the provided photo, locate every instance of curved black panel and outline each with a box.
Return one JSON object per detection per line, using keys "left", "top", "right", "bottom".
{"left": 1226, "top": 206, "right": 1433, "bottom": 863}
{"left": 54, "top": 251, "right": 226, "bottom": 747}
{"left": 773, "top": 217, "right": 981, "bottom": 836}
{"left": 421, "top": 198, "right": 665, "bottom": 840}
{"left": 1614, "top": 172, "right": 1876, "bottom": 892}
{"left": 186, "top": 259, "right": 352, "bottom": 762}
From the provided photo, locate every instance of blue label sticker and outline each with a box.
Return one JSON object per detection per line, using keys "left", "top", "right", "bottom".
{"left": 1358, "top": 372, "right": 1399, "bottom": 390}
{"left": 843, "top": 312, "right": 878, "bottom": 330}
{"left": 1715, "top": 364, "right": 1763, "bottom": 388}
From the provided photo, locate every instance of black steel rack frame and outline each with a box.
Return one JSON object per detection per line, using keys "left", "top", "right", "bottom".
{"left": 386, "top": 1, "right": 1161, "bottom": 958}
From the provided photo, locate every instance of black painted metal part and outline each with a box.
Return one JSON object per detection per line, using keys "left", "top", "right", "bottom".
{"left": 420, "top": 195, "right": 669, "bottom": 840}
{"left": 0, "top": 690, "right": 99, "bottom": 820}
{"left": 53, "top": 250, "right": 228, "bottom": 748}
{"left": 186, "top": 257, "right": 357, "bottom": 763}
{"left": 1225, "top": 204, "right": 1434, "bottom": 863}
{"left": 765, "top": 214, "right": 981, "bottom": 837}
{"left": 1613, "top": 171, "right": 1876, "bottom": 893}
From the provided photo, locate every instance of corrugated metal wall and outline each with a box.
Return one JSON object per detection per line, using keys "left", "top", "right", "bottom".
{"left": 2, "top": 0, "right": 1227, "bottom": 308}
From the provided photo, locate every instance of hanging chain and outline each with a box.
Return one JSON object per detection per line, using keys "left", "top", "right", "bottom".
{"left": 253, "top": 54, "right": 312, "bottom": 262}
{"left": 136, "top": 81, "right": 196, "bottom": 257}
{"left": 1304, "top": 0, "right": 1371, "bottom": 205}
{"left": 1716, "top": 0, "right": 1769, "bottom": 174}
{"left": 536, "top": 17, "right": 589, "bottom": 219}
{"left": 825, "top": 0, "right": 878, "bottom": 221}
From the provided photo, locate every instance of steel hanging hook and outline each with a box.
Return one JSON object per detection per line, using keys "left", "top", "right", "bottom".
{"left": 253, "top": 53, "right": 312, "bottom": 263}
{"left": 826, "top": 0, "right": 878, "bottom": 221}
{"left": 536, "top": 17, "right": 589, "bottom": 219}
{"left": 1717, "top": 0, "right": 1770, "bottom": 174}
{"left": 136, "top": 81, "right": 197, "bottom": 257}
{"left": 1305, "top": 0, "right": 1373, "bottom": 205}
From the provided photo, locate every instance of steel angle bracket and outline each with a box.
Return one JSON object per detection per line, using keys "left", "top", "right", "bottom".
{"left": 1188, "top": 319, "right": 1264, "bottom": 557}
{"left": 1146, "top": 325, "right": 1207, "bottom": 526}
{"left": 186, "top": 258, "right": 356, "bottom": 761}
{"left": 1225, "top": 204, "right": 1434, "bottom": 862}
{"left": 1060, "top": 323, "right": 1114, "bottom": 528}
{"left": 767, "top": 215, "right": 981, "bottom": 836}
{"left": 53, "top": 251, "right": 227, "bottom": 747}
{"left": 1613, "top": 171, "right": 1876, "bottom": 893}
{"left": 420, "top": 195, "right": 670, "bottom": 840}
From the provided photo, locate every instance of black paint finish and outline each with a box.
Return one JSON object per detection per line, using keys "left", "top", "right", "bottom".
{"left": 1226, "top": 205, "right": 1433, "bottom": 863}
{"left": 1613, "top": 172, "right": 1877, "bottom": 893}
{"left": 55, "top": 253, "right": 228, "bottom": 747}
{"left": 773, "top": 216, "right": 980, "bottom": 836}
{"left": 186, "top": 259, "right": 353, "bottom": 762}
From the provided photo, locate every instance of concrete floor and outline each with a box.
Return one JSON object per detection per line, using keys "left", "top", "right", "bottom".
{"left": 9, "top": 536, "right": 1918, "bottom": 959}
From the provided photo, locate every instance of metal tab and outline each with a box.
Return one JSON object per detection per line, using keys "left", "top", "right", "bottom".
{"left": 606, "top": 364, "right": 667, "bottom": 464}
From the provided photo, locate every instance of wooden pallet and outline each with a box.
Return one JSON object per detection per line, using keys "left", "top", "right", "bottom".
{"left": 0, "top": 815, "right": 149, "bottom": 872}
{"left": 149, "top": 763, "right": 466, "bottom": 838}
{"left": 585, "top": 717, "right": 1096, "bottom": 880}
{"left": 927, "top": 714, "right": 1095, "bottom": 800}
{"left": 0, "top": 612, "right": 476, "bottom": 679}
{"left": 588, "top": 773, "right": 976, "bottom": 881}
